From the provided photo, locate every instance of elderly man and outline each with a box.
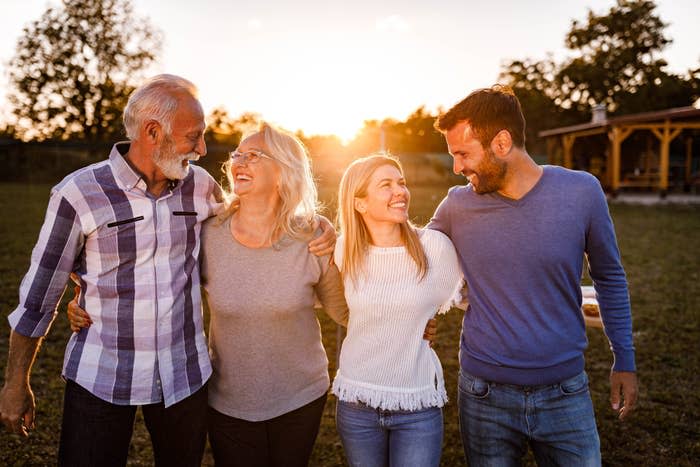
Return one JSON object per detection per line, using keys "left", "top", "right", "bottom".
{"left": 0, "top": 74, "right": 215, "bottom": 466}
{"left": 429, "top": 85, "right": 638, "bottom": 466}
{"left": 0, "top": 74, "right": 333, "bottom": 466}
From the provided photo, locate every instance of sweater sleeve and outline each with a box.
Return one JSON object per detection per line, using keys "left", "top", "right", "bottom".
{"left": 312, "top": 232, "right": 347, "bottom": 326}
{"left": 315, "top": 262, "right": 349, "bottom": 327}
{"left": 426, "top": 188, "right": 454, "bottom": 236}
{"left": 430, "top": 230, "right": 465, "bottom": 315}
{"left": 584, "top": 179, "right": 636, "bottom": 372}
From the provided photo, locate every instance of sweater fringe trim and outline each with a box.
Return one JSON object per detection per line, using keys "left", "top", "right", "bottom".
{"left": 437, "top": 278, "right": 465, "bottom": 315}
{"left": 331, "top": 377, "right": 447, "bottom": 411}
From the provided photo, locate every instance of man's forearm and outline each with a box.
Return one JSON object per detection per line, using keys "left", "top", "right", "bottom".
{"left": 4, "top": 331, "right": 42, "bottom": 385}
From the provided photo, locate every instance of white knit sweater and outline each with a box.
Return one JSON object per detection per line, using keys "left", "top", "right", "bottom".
{"left": 332, "top": 228, "right": 464, "bottom": 411}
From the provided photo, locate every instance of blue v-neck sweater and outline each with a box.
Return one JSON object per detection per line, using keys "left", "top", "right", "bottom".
{"left": 428, "top": 165, "right": 635, "bottom": 385}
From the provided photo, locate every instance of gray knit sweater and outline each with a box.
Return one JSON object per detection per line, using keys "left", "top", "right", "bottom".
{"left": 201, "top": 216, "right": 348, "bottom": 421}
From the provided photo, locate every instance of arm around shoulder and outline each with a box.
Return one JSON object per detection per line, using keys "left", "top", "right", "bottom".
{"left": 315, "top": 262, "right": 349, "bottom": 327}
{"left": 426, "top": 229, "right": 465, "bottom": 314}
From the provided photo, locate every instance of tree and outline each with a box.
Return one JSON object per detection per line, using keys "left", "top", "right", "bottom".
{"left": 390, "top": 106, "right": 447, "bottom": 154}
{"left": 8, "top": 0, "right": 161, "bottom": 141}
{"left": 205, "top": 106, "right": 243, "bottom": 146}
{"left": 557, "top": 0, "right": 674, "bottom": 113}
{"left": 500, "top": 58, "right": 580, "bottom": 154}
{"left": 500, "top": 0, "right": 700, "bottom": 151}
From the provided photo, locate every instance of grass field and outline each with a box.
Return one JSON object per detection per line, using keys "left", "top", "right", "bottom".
{"left": 1, "top": 181, "right": 699, "bottom": 466}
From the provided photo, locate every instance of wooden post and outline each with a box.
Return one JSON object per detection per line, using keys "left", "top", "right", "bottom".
{"left": 546, "top": 137, "right": 556, "bottom": 165}
{"left": 652, "top": 120, "right": 682, "bottom": 197}
{"left": 607, "top": 129, "right": 616, "bottom": 192}
{"left": 658, "top": 120, "right": 670, "bottom": 196}
{"left": 563, "top": 135, "right": 575, "bottom": 169}
{"left": 608, "top": 126, "right": 633, "bottom": 194}
{"left": 686, "top": 137, "right": 693, "bottom": 186}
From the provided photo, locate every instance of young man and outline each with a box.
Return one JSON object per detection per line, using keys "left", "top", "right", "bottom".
{"left": 429, "top": 85, "right": 637, "bottom": 466}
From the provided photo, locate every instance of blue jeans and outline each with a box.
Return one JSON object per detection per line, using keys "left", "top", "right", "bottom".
{"left": 458, "top": 370, "right": 601, "bottom": 467}
{"left": 335, "top": 399, "right": 443, "bottom": 467}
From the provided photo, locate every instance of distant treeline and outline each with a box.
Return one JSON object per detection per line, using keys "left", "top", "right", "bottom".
{"left": 0, "top": 137, "right": 461, "bottom": 189}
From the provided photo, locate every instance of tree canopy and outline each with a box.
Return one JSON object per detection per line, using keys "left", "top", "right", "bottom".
{"left": 8, "top": 0, "right": 161, "bottom": 141}
{"left": 500, "top": 0, "right": 700, "bottom": 153}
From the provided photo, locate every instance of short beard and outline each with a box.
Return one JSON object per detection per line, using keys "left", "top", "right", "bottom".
{"left": 472, "top": 147, "right": 507, "bottom": 194}
{"left": 153, "top": 135, "right": 199, "bottom": 180}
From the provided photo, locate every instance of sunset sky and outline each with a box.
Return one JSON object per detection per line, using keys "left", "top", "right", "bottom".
{"left": 2, "top": 0, "right": 699, "bottom": 141}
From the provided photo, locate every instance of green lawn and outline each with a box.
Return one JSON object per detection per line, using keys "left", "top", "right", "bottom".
{"left": 0, "top": 182, "right": 698, "bottom": 466}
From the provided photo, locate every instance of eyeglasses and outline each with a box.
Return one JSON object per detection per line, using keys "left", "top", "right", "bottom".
{"left": 228, "top": 149, "right": 275, "bottom": 165}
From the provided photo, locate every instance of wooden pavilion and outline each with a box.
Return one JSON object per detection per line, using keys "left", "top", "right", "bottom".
{"left": 539, "top": 105, "right": 700, "bottom": 196}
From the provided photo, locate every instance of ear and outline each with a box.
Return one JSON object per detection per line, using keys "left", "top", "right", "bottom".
{"left": 143, "top": 119, "right": 163, "bottom": 145}
{"left": 354, "top": 197, "right": 367, "bottom": 214}
{"left": 490, "top": 129, "right": 513, "bottom": 157}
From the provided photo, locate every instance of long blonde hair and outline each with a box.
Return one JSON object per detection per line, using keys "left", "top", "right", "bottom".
{"left": 220, "top": 122, "right": 318, "bottom": 243}
{"left": 337, "top": 154, "right": 427, "bottom": 286}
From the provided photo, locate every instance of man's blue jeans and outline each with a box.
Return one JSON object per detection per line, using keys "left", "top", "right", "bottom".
{"left": 458, "top": 370, "right": 601, "bottom": 467}
{"left": 336, "top": 399, "right": 443, "bottom": 467}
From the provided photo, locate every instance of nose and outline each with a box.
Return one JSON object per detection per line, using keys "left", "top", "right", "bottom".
{"left": 232, "top": 157, "right": 249, "bottom": 167}
{"left": 196, "top": 135, "right": 207, "bottom": 158}
{"left": 393, "top": 183, "right": 409, "bottom": 201}
{"left": 452, "top": 157, "right": 464, "bottom": 175}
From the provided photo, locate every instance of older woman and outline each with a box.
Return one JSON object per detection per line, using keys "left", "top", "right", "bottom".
{"left": 201, "top": 123, "right": 348, "bottom": 466}
{"left": 332, "top": 154, "right": 464, "bottom": 467}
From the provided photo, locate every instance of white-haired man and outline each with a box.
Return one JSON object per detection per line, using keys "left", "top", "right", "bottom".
{"left": 0, "top": 74, "right": 214, "bottom": 466}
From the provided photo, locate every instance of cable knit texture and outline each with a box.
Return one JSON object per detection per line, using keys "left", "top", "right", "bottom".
{"left": 332, "top": 228, "right": 463, "bottom": 411}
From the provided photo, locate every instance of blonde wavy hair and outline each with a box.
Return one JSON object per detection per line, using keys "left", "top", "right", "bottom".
{"left": 337, "top": 154, "right": 427, "bottom": 286}
{"left": 220, "top": 122, "right": 318, "bottom": 243}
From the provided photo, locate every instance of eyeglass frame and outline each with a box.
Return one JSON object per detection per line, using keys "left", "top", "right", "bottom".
{"left": 228, "top": 148, "right": 277, "bottom": 165}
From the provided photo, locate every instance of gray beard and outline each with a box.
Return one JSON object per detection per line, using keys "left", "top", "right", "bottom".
{"left": 153, "top": 140, "right": 198, "bottom": 180}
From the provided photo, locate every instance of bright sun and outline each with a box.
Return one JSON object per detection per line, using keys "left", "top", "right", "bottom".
{"left": 205, "top": 32, "right": 419, "bottom": 145}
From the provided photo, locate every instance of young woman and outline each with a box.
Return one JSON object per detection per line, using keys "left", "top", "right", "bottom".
{"left": 332, "top": 154, "right": 464, "bottom": 467}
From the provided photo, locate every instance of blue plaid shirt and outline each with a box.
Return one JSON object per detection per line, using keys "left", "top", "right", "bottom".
{"left": 9, "top": 143, "right": 222, "bottom": 407}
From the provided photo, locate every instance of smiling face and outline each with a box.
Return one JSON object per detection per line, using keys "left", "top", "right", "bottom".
{"left": 229, "top": 132, "right": 281, "bottom": 200}
{"left": 152, "top": 94, "right": 207, "bottom": 180}
{"left": 445, "top": 121, "right": 507, "bottom": 194}
{"left": 355, "top": 163, "right": 410, "bottom": 228}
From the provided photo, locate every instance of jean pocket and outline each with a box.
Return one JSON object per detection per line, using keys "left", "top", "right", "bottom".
{"left": 559, "top": 371, "right": 589, "bottom": 396}
{"left": 459, "top": 372, "right": 491, "bottom": 399}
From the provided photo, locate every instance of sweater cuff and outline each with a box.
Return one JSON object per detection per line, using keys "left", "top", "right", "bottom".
{"left": 612, "top": 349, "right": 636, "bottom": 373}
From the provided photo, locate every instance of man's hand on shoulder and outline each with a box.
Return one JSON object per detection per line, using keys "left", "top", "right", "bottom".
{"left": 610, "top": 370, "right": 638, "bottom": 421}
{"left": 309, "top": 215, "right": 337, "bottom": 257}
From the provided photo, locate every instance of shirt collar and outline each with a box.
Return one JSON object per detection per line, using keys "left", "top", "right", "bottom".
{"left": 108, "top": 141, "right": 181, "bottom": 194}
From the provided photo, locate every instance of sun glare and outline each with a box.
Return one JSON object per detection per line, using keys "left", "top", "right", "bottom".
{"left": 201, "top": 24, "right": 434, "bottom": 146}
{"left": 295, "top": 113, "right": 363, "bottom": 145}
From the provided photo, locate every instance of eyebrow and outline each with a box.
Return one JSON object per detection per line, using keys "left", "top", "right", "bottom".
{"left": 236, "top": 148, "right": 264, "bottom": 153}
{"left": 377, "top": 177, "right": 405, "bottom": 184}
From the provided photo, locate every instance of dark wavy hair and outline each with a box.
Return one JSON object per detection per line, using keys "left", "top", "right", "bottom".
{"left": 435, "top": 84, "right": 526, "bottom": 149}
